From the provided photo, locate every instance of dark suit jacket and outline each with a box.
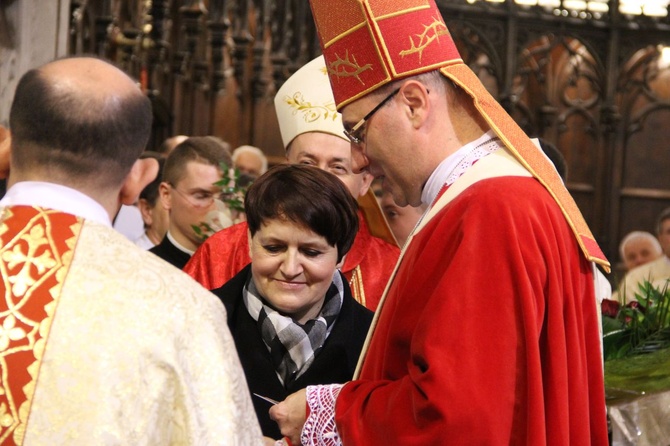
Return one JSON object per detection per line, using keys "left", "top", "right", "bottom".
{"left": 212, "top": 264, "right": 373, "bottom": 439}
{"left": 149, "top": 236, "right": 191, "bottom": 270}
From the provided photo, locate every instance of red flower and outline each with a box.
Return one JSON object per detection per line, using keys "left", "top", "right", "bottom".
{"left": 625, "top": 300, "right": 645, "bottom": 313}
{"left": 601, "top": 299, "right": 620, "bottom": 318}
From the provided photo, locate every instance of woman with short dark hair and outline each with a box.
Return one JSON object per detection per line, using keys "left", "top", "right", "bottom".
{"left": 212, "top": 164, "right": 372, "bottom": 439}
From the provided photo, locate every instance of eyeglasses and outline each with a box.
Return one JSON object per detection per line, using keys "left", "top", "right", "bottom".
{"left": 169, "top": 184, "right": 220, "bottom": 208}
{"left": 343, "top": 88, "right": 400, "bottom": 145}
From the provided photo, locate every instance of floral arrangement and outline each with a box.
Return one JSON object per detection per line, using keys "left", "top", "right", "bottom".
{"left": 603, "top": 281, "right": 670, "bottom": 446}
{"left": 192, "top": 162, "right": 251, "bottom": 241}
{"left": 601, "top": 279, "right": 670, "bottom": 361}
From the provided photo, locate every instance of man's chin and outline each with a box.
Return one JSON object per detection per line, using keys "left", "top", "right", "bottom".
{"left": 389, "top": 193, "right": 409, "bottom": 208}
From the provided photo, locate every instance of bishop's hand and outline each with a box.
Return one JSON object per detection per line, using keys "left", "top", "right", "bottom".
{"left": 269, "top": 388, "right": 307, "bottom": 445}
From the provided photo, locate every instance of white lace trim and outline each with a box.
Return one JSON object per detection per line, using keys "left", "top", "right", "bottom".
{"left": 301, "top": 384, "right": 343, "bottom": 446}
{"left": 444, "top": 137, "right": 501, "bottom": 187}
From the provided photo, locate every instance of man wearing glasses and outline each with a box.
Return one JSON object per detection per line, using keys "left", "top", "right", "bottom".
{"left": 268, "top": 0, "right": 611, "bottom": 445}
{"left": 150, "top": 136, "right": 232, "bottom": 269}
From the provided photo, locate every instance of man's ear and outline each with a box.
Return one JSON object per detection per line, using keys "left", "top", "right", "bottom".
{"left": 357, "top": 171, "right": 374, "bottom": 198}
{"left": 0, "top": 126, "right": 11, "bottom": 179}
{"left": 137, "top": 198, "right": 153, "bottom": 226}
{"left": 399, "top": 80, "right": 431, "bottom": 127}
{"left": 158, "top": 181, "right": 172, "bottom": 211}
{"left": 119, "top": 158, "right": 159, "bottom": 205}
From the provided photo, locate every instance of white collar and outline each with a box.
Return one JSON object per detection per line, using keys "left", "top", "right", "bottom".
{"left": 421, "top": 131, "right": 497, "bottom": 206}
{"left": 167, "top": 230, "right": 196, "bottom": 256}
{"left": 0, "top": 181, "right": 112, "bottom": 227}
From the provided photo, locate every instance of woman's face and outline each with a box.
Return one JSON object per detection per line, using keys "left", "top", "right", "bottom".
{"left": 249, "top": 218, "right": 339, "bottom": 324}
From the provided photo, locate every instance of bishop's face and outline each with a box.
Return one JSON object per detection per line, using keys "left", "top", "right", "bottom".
{"left": 342, "top": 89, "right": 423, "bottom": 208}
{"left": 286, "top": 132, "right": 371, "bottom": 199}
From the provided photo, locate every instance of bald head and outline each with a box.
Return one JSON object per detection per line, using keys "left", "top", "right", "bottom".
{"left": 40, "top": 57, "right": 140, "bottom": 99}
{"left": 9, "top": 56, "right": 151, "bottom": 188}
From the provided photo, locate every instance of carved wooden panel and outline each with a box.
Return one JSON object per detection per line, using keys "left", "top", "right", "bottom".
{"left": 613, "top": 45, "right": 670, "bottom": 265}
{"left": 52, "top": 0, "right": 670, "bottom": 272}
{"left": 514, "top": 35, "right": 606, "bottom": 235}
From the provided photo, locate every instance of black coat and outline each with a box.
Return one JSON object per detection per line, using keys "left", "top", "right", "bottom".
{"left": 148, "top": 236, "right": 191, "bottom": 270}
{"left": 212, "top": 264, "right": 373, "bottom": 439}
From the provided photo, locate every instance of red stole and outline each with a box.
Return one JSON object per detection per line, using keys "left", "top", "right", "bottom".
{"left": 0, "top": 206, "right": 82, "bottom": 445}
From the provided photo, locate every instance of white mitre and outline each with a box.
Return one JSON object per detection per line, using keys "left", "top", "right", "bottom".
{"left": 274, "top": 56, "right": 348, "bottom": 149}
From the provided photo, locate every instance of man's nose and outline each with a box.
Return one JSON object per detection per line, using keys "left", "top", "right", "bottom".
{"left": 351, "top": 144, "right": 370, "bottom": 174}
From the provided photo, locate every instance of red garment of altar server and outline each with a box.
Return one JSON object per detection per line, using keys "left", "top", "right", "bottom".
{"left": 184, "top": 211, "right": 397, "bottom": 311}
{"left": 333, "top": 176, "right": 607, "bottom": 445}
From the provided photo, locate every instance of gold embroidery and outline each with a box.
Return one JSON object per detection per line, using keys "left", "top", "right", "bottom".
{"left": 2, "top": 224, "right": 57, "bottom": 297}
{"left": 0, "top": 403, "right": 13, "bottom": 427}
{"left": 284, "top": 92, "right": 338, "bottom": 123}
{"left": 348, "top": 265, "right": 366, "bottom": 307}
{"left": 327, "top": 50, "right": 372, "bottom": 85}
{"left": 0, "top": 316, "right": 26, "bottom": 352}
{"left": 399, "top": 17, "right": 451, "bottom": 63}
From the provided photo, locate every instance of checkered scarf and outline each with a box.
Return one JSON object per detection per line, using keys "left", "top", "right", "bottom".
{"left": 243, "top": 271, "right": 344, "bottom": 387}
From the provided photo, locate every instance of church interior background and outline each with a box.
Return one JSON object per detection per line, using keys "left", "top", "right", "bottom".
{"left": 2, "top": 0, "right": 670, "bottom": 284}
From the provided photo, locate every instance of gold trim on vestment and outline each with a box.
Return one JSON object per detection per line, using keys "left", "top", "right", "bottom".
{"left": 439, "top": 65, "right": 610, "bottom": 272}
{"left": 348, "top": 265, "right": 366, "bottom": 308}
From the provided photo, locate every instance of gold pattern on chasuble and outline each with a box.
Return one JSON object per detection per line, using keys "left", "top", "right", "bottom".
{"left": 348, "top": 264, "right": 366, "bottom": 308}
{"left": 284, "top": 92, "right": 339, "bottom": 123}
{"left": 327, "top": 51, "right": 373, "bottom": 85}
{"left": 399, "top": 17, "right": 450, "bottom": 63}
{"left": 0, "top": 206, "right": 81, "bottom": 445}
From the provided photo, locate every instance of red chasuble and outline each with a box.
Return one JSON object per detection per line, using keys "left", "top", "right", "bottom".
{"left": 184, "top": 212, "right": 399, "bottom": 311}
{"left": 0, "top": 206, "right": 82, "bottom": 445}
{"left": 336, "top": 177, "right": 608, "bottom": 445}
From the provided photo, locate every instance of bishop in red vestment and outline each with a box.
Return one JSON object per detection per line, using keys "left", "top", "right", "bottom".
{"left": 268, "top": 1, "right": 610, "bottom": 445}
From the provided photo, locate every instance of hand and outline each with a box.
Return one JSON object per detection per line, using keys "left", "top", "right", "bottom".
{"left": 269, "top": 388, "right": 307, "bottom": 445}
{"left": 263, "top": 436, "right": 279, "bottom": 445}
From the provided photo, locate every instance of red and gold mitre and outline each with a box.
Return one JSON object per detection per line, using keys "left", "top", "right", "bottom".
{"left": 310, "top": 0, "right": 461, "bottom": 109}
{"left": 309, "top": 0, "right": 610, "bottom": 270}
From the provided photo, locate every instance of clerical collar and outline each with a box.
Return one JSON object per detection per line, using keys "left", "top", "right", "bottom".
{"left": 0, "top": 181, "right": 111, "bottom": 227}
{"left": 421, "top": 131, "right": 498, "bottom": 206}
{"left": 167, "top": 230, "right": 196, "bottom": 256}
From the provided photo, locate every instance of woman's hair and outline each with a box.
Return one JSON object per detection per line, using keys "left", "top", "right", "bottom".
{"left": 245, "top": 164, "right": 359, "bottom": 262}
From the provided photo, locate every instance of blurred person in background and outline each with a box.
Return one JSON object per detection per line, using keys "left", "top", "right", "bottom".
{"left": 232, "top": 145, "right": 268, "bottom": 179}
{"left": 150, "top": 136, "right": 232, "bottom": 269}
{"left": 134, "top": 151, "right": 168, "bottom": 249}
